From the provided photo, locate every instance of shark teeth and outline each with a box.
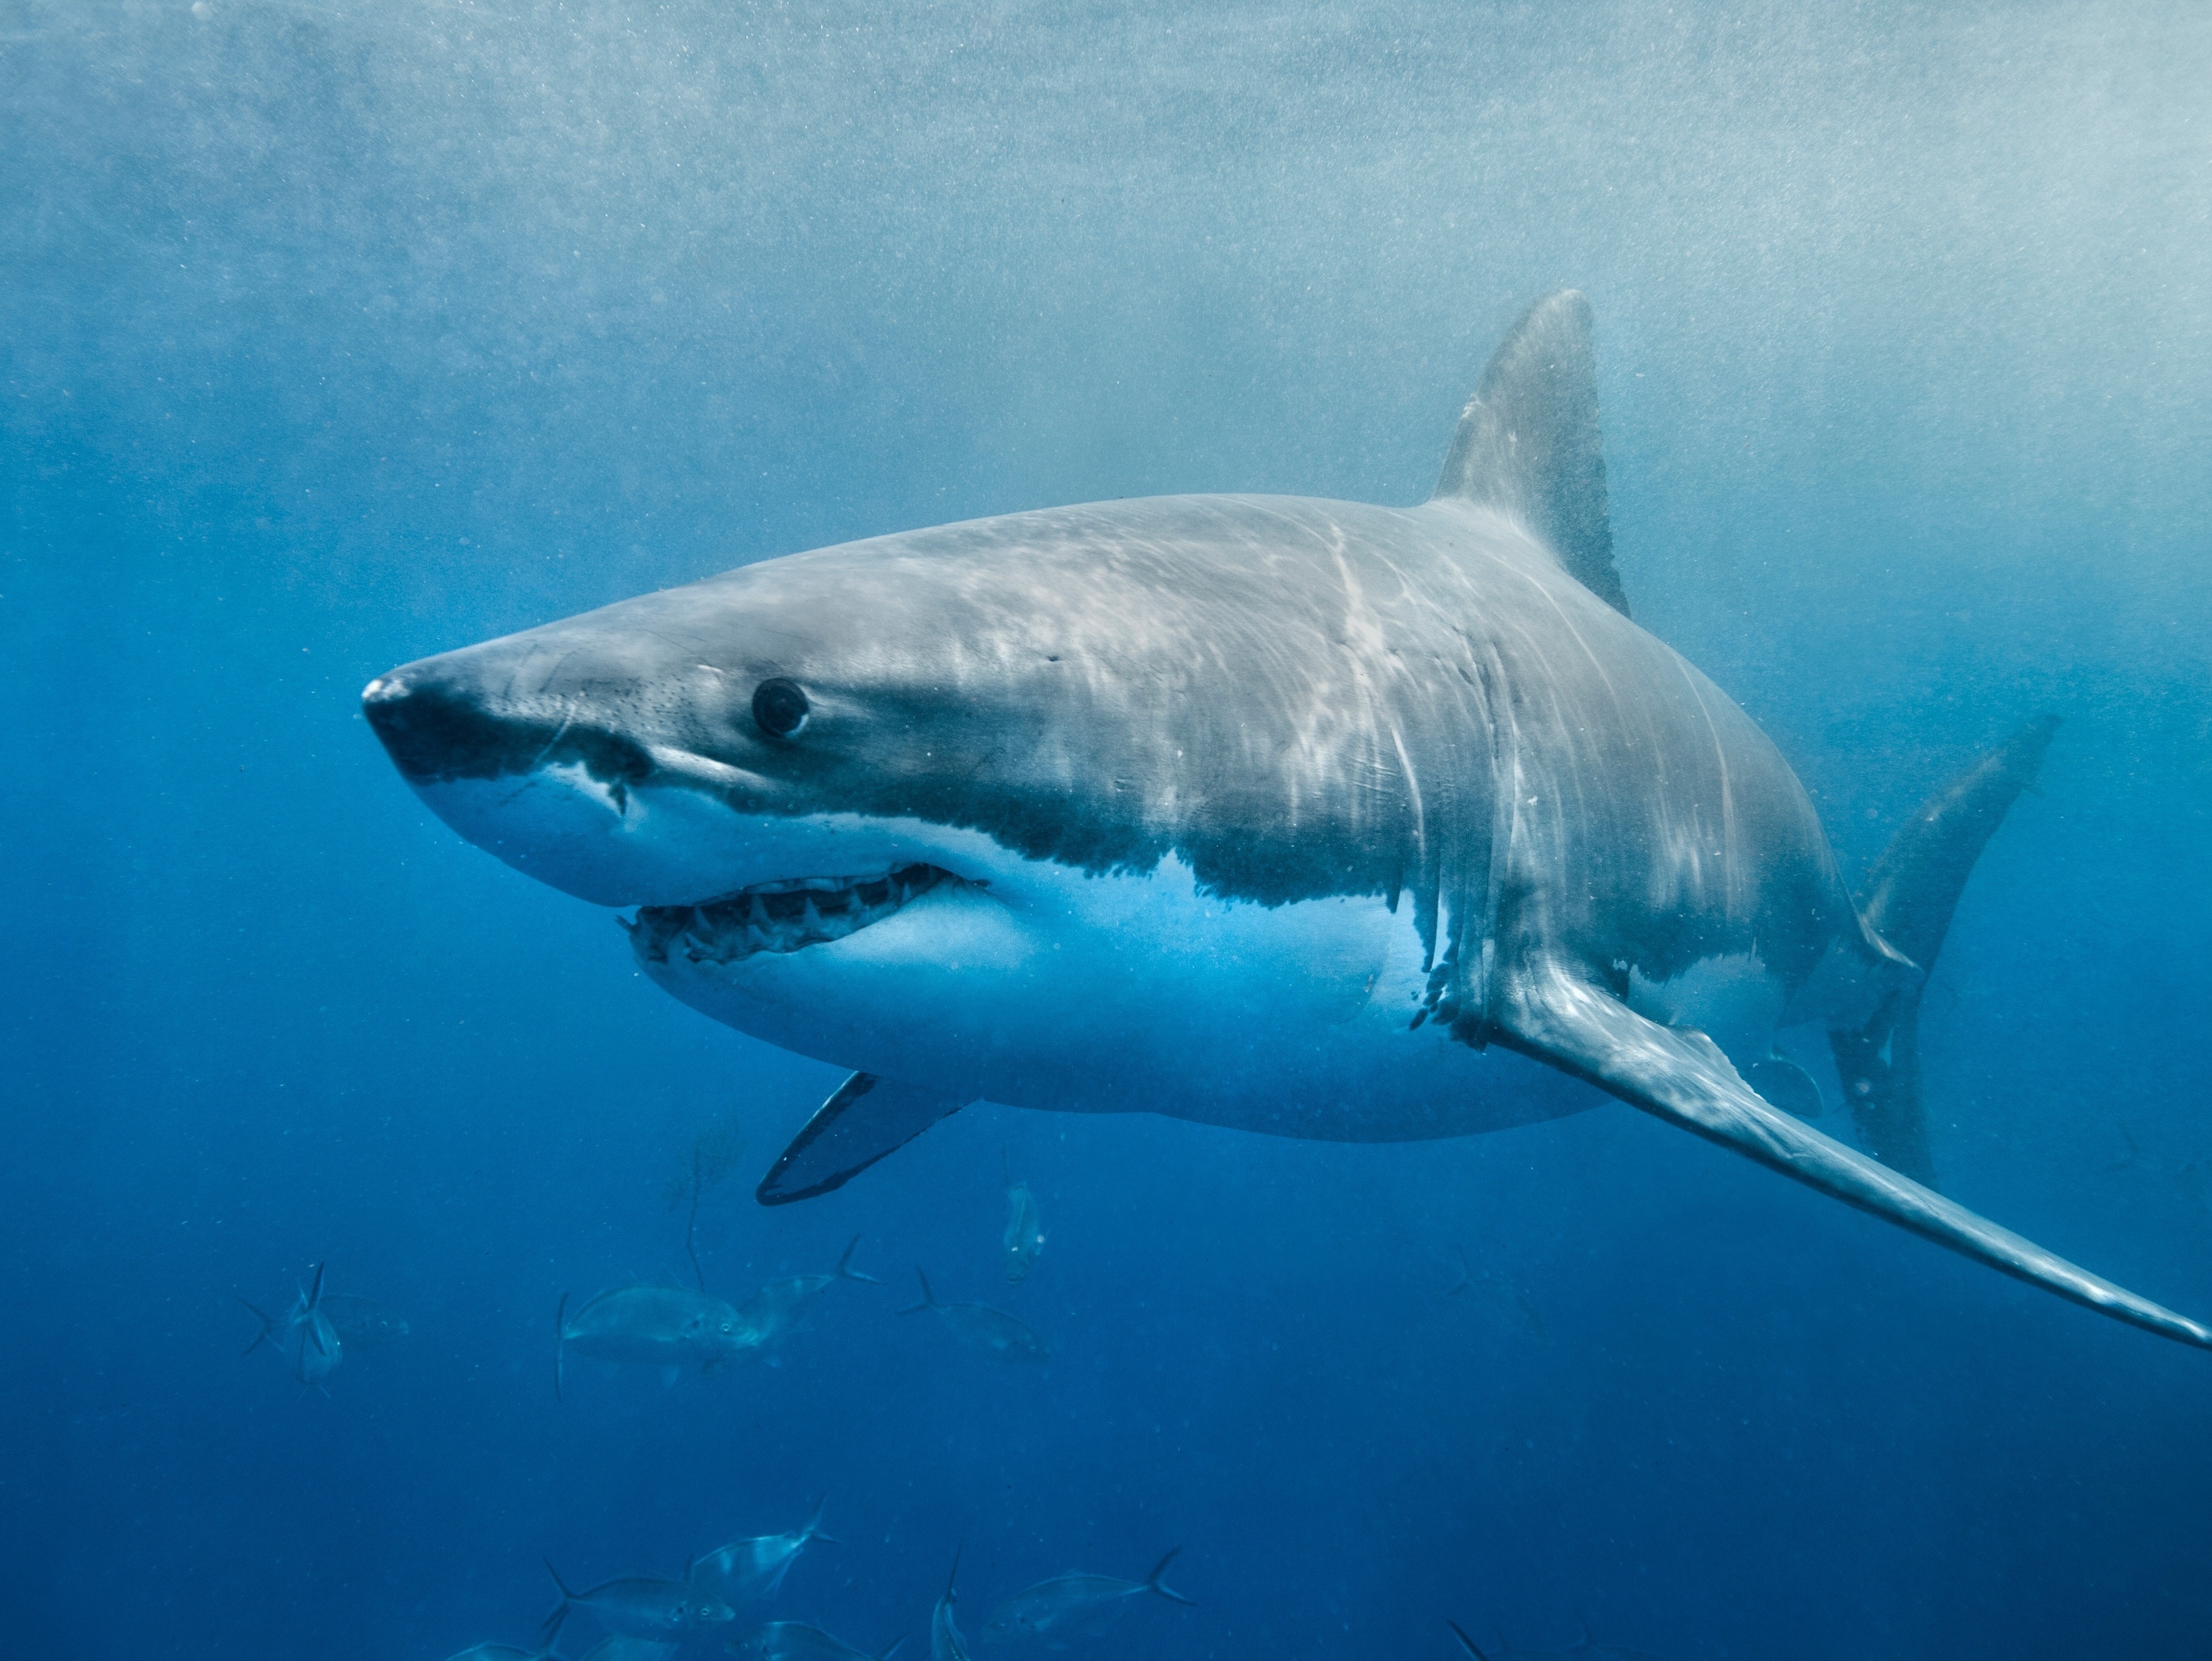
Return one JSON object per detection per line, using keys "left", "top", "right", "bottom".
{"left": 622, "top": 864, "right": 957, "bottom": 967}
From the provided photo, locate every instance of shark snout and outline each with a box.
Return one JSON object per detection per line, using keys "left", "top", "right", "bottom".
{"left": 361, "top": 659, "right": 655, "bottom": 792}
{"left": 362, "top": 669, "right": 508, "bottom": 782}
{"left": 363, "top": 645, "right": 834, "bottom": 909}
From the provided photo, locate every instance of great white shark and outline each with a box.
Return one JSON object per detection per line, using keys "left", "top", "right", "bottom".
{"left": 364, "top": 292, "right": 2210, "bottom": 1351}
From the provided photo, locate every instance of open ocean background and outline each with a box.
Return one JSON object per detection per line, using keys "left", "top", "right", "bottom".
{"left": 5, "top": 4, "right": 2209, "bottom": 1656}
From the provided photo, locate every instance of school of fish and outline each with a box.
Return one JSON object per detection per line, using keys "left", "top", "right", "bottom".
{"left": 246, "top": 1160, "right": 1619, "bottom": 1655}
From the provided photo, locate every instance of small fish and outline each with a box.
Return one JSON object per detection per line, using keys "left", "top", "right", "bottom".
{"left": 982, "top": 1548, "right": 1192, "bottom": 1645}
{"left": 931, "top": 1551, "right": 970, "bottom": 1661}
{"left": 902, "top": 1269, "right": 1049, "bottom": 1362}
{"left": 691, "top": 1497, "right": 837, "bottom": 1602}
{"left": 543, "top": 1560, "right": 736, "bottom": 1644}
{"left": 555, "top": 1283, "right": 758, "bottom": 1399}
{"left": 1444, "top": 1250, "right": 1545, "bottom": 1338}
{"left": 727, "top": 1620, "right": 903, "bottom": 1660}
{"left": 239, "top": 1261, "right": 342, "bottom": 1388}
{"left": 1001, "top": 1153, "right": 1045, "bottom": 1284}
{"left": 736, "top": 1237, "right": 879, "bottom": 1351}
{"left": 318, "top": 1292, "right": 411, "bottom": 1350}
{"left": 582, "top": 1639, "right": 681, "bottom": 1661}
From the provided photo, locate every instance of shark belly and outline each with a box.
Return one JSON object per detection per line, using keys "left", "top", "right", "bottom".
{"left": 638, "top": 841, "right": 1606, "bottom": 1142}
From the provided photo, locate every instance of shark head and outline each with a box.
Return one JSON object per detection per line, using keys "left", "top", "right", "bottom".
{"left": 363, "top": 500, "right": 1436, "bottom": 1105}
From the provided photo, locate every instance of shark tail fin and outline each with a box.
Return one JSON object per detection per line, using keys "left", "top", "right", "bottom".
{"left": 304, "top": 1262, "right": 326, "bottom": 1309}
{"left": 875, "top": 1638, "right": 905, "bottom": 1661}
{"left": 237, "top": 1297, "right": 278, "bottom": 1357}
{"left": 900, "top": 1267, "right": 936, "bottom": 1315}
{"left": 1145, "top": 1546, "right": 1195, "bottom": 1606}
{"left": 1830, "top": 714, "right": 2062, "bottom": 1188}
{"left": 804, "top": 1494, "right": 838, "bottom": 1547}
{"left": 835, "top": 1235, "right": 879, "bottom": 1284}
{"left": 1446, "top": 1621, "right": 1494, "bottom": 1660}
{"left": 1431, "top": 289, "right": 1626, "bottom": 616}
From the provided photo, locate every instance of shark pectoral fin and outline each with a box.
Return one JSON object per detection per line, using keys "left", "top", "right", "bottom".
{"left": 756, "top": 1073, "right": 971, "bottom": 1206}
{"left": 1496, "top": 958, "right": 2212, "bottom": 1351}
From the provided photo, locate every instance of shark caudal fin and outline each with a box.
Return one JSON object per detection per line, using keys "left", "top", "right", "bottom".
{"left": 1432, "top": 289, "right": 1628, "bottom": 616}
{"left": 1446, "top": 1621, "right": 1495, "bottom": 1659}
{"left": 1831, "top": 715, "right": 2062, "bottom": 1188}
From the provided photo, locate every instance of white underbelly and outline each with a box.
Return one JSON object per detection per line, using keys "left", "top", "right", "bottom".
{"left": 644, "top": 844, "right": 1608, "bottom": 1143}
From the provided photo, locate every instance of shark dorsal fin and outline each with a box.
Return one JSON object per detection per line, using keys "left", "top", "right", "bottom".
{"left": 1432, "top": 289, "right": 1627, "bottom": 616}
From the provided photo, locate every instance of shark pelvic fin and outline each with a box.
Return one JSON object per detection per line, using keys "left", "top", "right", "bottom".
{"left": 1831, "top": 714, "right": 2062, "bottom": 1188}
{"left": 756, "top": 1072, "right": 969, "bottom": 1205}
{"left": 1432, "top": 288, "right": 1626, "bottom": 616}
{"left": 1496, "top": 956, "right": 2212, "bottom": 1351}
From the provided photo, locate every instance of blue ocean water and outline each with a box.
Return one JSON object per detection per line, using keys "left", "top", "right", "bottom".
{"left": 5, "top": 3, "right": 2210, "bottom": 1656}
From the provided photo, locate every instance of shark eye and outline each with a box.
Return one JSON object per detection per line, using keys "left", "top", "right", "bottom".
{"left": 751, "top": 677, "right": 809, "bottom": 739}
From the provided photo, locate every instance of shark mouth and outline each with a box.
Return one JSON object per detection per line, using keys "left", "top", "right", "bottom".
{"left": 622, "top": 865, "right": 963, "bottom": 968}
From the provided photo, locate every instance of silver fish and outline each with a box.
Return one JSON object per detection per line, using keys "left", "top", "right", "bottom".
{"left": 555, "top": 1283, "right": 758, "bottom": 1398}
{"left": 727, "top": 1620, "right": 903, "bottom": 1660}
{"left": 981, "top": 1548, "right": 1192, "bottom": 1645}
{"left": 238, "top": 1261, "right": 342, "bottom": 1388}
{"left": 1001, "top": 1154, "right": 1044, "bottom": 1284}
{"left": 318, "top": 1292, "right": 411, "bottom": 1350}
{"left": 1444, "top": 1250, "right": 1545, "bottom": 1338}
{"left": 543, "top": 1561, "right": 735, "bottom": 1644}
{"left": 931, "top": 1553, "right": 969, "bottom": 1661}
{"left": 690, "top": 1497, "right": 836, "bottom": 1602}
{"left": 902, "top": 1270, "right": 1049, "bottom": 1362}
{"left": 736, "top": 1238, "right": 879, "bottom": 1351}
